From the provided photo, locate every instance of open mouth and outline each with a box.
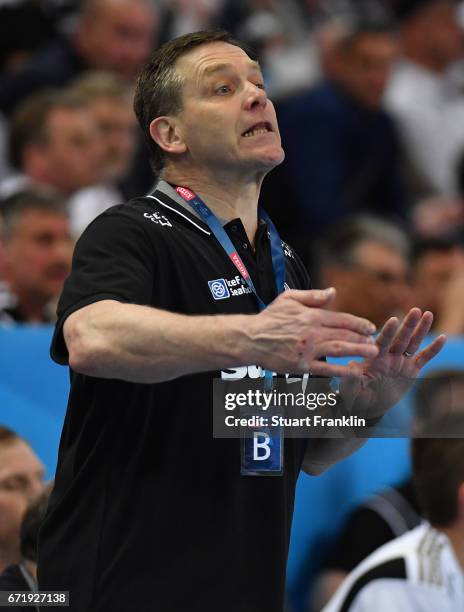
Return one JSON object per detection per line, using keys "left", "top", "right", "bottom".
{"left": 242, "top": 122, "right": 273, "bottom": 138}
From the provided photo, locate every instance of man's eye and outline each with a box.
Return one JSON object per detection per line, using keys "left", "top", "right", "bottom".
{"left": 255, "top": 83, "right": 266, "bottom": 90}
{"left": 216, "top": 85, "right": 231, "bottom": 95}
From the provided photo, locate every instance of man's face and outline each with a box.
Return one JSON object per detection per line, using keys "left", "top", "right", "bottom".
{"left": 0, "top": 440, "right": 44, "bottom": 568}
{"left": 414, "top": 2, "right": 463, "bottom": 67}
{"left": 328, "top": 241, "right": 411, "bottom": 328}
{"left": 84, "top": 0, "right": 157, "bottom": 80}
{"left": 88, "top": 96, "right": 138, "bottom": 181}
{"left": 40, "top": 108, "right": 103, "bottom": 195}
{"left": 340, "top": 33, "right": 398, "bottom": 109}
{"left": 3, "top": 210, "right": 73, "bottom": 305}
{"left": 171, "top": 42, "right": 284, "bottom": 178}
{"left": 413, "top": 246, "right": 464, "bottom": 313}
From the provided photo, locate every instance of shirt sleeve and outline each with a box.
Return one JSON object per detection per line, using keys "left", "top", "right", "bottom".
{"left": 51, "top": 208, "right": 156, "bottom": 365}
{"left": 349, "top": 579, "right": 431, "bottom": 612}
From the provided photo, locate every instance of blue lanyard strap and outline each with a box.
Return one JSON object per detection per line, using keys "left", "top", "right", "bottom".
{"left": 175, "top": 186, "right": 287, "bottom": 390}
{"left": 175, "top": 186, "right": 286, "bottom": 309}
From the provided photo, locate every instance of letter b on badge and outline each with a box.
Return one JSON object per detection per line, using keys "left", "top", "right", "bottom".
{"left": 253, "top": 432, "right": 271, "bottom": 460}
{"left": 241, "top": 425, "right": 283, "bottom": 477}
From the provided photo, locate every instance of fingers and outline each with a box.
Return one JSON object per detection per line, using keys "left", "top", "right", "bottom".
{"left": 316, "top": 341, "right": 379, "bottom": 360}
{"left": 415, "top": 334, "right": 447, "bottom": 369}
{"left": 318, "top": 310, "right": 376, "bottom": 336}
{"left": 323, "top": 329, "right": 377, "bottom": 345}
{"left": 286, "top": 287, "right": 336, "bottom": 307}
{"left": 308, "top": 360, "right": 364, "bottom": 378}
{"left": 403, "top": 311, "right": 434, "bottom": 356}
{"left": 375, "top": 317, "right": 400, "bottom": 356}
{"left": 388, "top": 308, "right": 423, "bottom": 355}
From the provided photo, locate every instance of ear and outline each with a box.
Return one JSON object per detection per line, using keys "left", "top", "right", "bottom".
{"left": 149, "top": 116, "right": 187, "bottom": 157}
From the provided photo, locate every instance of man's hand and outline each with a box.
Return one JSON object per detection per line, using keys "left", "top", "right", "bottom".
{"left": 247, "top": 287, "right": 379, "bottom": 376}
{"left": 342, "top": 307, "right": 447, "bottom": 417}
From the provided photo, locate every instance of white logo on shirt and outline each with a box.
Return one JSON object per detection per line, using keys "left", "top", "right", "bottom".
{"left": 143, "top": 212, "right": 172, "bottom": 227}
{"left": 281, "top": 241, "right": 294, "bottom": 259}
{"left": 207, "top": 275, "right": 253, "bottom": 300}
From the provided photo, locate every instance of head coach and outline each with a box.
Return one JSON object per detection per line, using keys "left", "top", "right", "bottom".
{"left": 37, "top": 31, "right": 445, "bottom": 612}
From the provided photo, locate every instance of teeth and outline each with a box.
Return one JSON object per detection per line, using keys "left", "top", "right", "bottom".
{"left": 244, "top": 126, "right": 269, "bottom": 137}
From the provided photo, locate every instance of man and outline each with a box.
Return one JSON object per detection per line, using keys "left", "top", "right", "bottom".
{"left": 37, "top": 31, "right": 445, "bottom": 612}
{"left": 386, "top": 0, "right": 464, "bottom": 196}
{"left": 0, "top": 426, "right": 44, "bottom": 574}
{"left": 264, "top": 19, "right": 406, "bottom": 258}
{"left": 0, "top": 485, "right": 52, "bottom": 612}
{"left": 412, "top": 238, "right": 464, "bottom": 334}
{"left": 68, "top": 71, "right": 139, "bottom": 236}
{"left": 315, "top": 215, "right": 412, "bottom": 329}
{"left": 0, "top": 190, "right": 72, "bottom": 323}
{"left": 311, "top": 368, "right": 464, "bottom": 610}
{"left": 1, "top": 90, "right": 103, "bottom": 199}
{"left": 0, "top": 0, "right": 159, "bottom": 116}
{"left": 322, "top": 417, "right": 464, "bottom": 611}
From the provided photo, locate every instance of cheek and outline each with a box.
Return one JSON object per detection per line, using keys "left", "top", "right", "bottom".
{"left": 0, "top": 494, "right": 26, "bottom": 537}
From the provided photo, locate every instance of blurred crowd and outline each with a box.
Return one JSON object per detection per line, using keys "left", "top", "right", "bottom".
{"left": 0, "top": 0, "right": 464, "bottom": 330}
{"left": 2, "top": 2, "right": 464, "bottom": 609}
{"left": 0, "top": 0, "right": 463, "bottom": 328}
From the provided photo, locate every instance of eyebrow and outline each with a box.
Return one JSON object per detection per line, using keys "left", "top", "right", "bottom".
{"left": 201, "top": 61, "right": 262, "bottom": 79}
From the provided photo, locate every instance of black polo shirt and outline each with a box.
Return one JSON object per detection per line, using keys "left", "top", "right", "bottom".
{"left": 38, "top": 184, "right": 310, "bottom": 612}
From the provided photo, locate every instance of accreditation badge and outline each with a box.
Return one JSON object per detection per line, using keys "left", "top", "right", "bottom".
{"left": 240, "top": 408, "right": 284, "bottom": 476}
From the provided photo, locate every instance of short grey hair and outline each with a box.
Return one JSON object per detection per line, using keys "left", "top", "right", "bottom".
{"left": 0, "top": 189, "right": 68, "bottom": 241}
{"left": 316, "top": 214, "right": 411, "bottom": 268}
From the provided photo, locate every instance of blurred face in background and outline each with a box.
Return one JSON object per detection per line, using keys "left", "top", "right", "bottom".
{"left": 78, "top": 0, "right": 158, "bottom": 81}
{"left": 324, "top": 240, "right": 412, "bottom": 328}
{"left": 87, "top": 95, "right": 138, "bottom": 182}
{"left": 3, "top": 209, "right": 72, "bottom": 308}
{"left": 28, "top": 107, "right": 104, "bottom": 195}
{"left": 0, "top": 439, "right": 44, "bottom": 569}
{"left": 413, "top": 246, "right": 464, "bottom": 314}
{"left": 337, "top": 32, "right": 398, "bottom": 109}
{"left": 404, "top": 1, "right": 463, "bottom": 70}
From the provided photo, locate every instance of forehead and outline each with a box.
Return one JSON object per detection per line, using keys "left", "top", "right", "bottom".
{"left": 176, "top": 42, "right": 260, "bottom": 81}
{"left": 12, "top": 209, "right": 68, "bottom": 236}
{"left": 354, "top": 240, "right": 407, "bottom": 268}
{"left": 0, "top": 440, "right": 41, "bottom": 478}
{"left": 47, "top": 107, "right": 94, "bottom": 133}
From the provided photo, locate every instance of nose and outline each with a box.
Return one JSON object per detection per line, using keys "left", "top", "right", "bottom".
{"left": 243, "top": 82, "right": 267, "bottom": 111}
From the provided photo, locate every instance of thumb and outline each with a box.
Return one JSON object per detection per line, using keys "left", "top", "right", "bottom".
{"left": 288, "top": 287, "right": 336, "bottom": 307}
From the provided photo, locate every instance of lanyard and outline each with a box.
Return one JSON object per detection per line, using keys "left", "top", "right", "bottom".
{"left": 175, "top": 185, "right": 286, "bottom": 388}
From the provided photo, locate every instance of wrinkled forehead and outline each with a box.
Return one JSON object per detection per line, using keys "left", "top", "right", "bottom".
{"left": 176, "top": 42, "right": 261, "bottom": 90}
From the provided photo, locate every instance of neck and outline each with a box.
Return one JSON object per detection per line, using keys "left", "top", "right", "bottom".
{"left": 404, "top": 46, "right": 447, "bottom": 75}
{"left": 7, "top": 282, "right": 49, "bottom": 322}
{"left": 0, "top": 545, "right": 19, "bottom": 573}
{"left": 440, "top": 524, "right": 464, "bottom": 571}
{"left": 163, "top": 166, "right": 262, "bottom": 246}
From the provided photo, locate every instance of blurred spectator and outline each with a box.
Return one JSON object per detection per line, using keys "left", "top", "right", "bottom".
{"left": 310, "top": 368, "right": 464, "bottom": 610}
{"left": 315, "top": 215, "right": 412, "bottom": 328}
{"left": 0, "top": 426, "right": 44, "bottom": 574}
{"left": 322, "top": 416, "right": 464, "bottom": 611}
{"left": 412, "top": 237, "right": 464, "bottom": 334}
{"left": 0, "top": 2, "right": 56, "bottom": 75}
{"left": 386, "top": 0, "right": 464, "bottom": 197}
{"left": 159, "top": 0, "right": 224, "bottom": 44}
{"left": 268, "top": 18, "right": 407, "bottom": 257}
{"left": 68, "top": 71, "right": 138, "bottom": 235}
{"left": 0, "top": 90, "right": 103, "bottom": 198}
{"left": 0, "top": 484, "right": 52, "bottom": 605}
{"left": 0, "top": 190, "right": 72, "bottom": 324}
{"left": 0, "top": 0, "right": 159, "bottom": 116}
